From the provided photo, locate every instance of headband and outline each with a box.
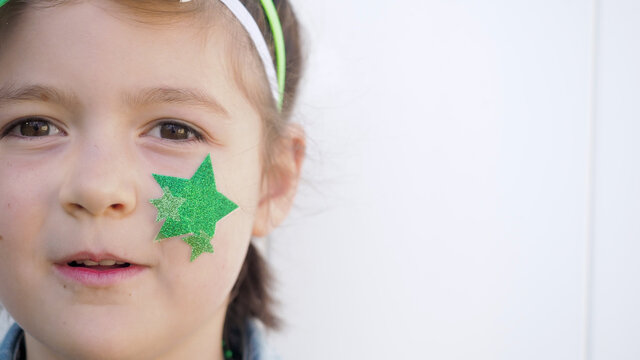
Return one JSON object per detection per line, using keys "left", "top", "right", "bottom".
{"left": 0, "top": 0, "right": 286, "bottom": 109}
{"left": 188, "top": 0, "right": 286, "bottom": 109}
{"left": 218, "top": 0, "right": 286, "bottom": 110}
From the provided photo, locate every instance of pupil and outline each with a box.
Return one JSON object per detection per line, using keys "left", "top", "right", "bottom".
{"left": 160, "top": 123, "right": 188, "bottom": 140}
{"left": 20, "top": 121, "right": 49, "bottom": 137}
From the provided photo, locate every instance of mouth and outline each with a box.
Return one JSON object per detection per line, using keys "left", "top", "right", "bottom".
{"left": 67, "top": 259, "right": 132, "bottom": 271}
{"left": 54, "top": 253, "right": 146, "bottom": 287}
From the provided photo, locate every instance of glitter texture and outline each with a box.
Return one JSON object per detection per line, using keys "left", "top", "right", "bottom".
{"left": 150, "top": 187, "right": 186, "bottom": 222}
{"left": 149, "top": 153, "right": 238, "bottom": 261}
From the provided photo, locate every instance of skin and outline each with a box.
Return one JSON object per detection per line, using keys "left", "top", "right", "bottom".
{"left": 0, "top": 1, "right": 304, "bottom": 359}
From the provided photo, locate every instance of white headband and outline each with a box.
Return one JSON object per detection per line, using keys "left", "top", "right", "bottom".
{"left": 180, "top": 0, "right": 281, "bottom": 106}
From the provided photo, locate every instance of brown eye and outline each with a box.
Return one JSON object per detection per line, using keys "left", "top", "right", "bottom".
{"left": 149, "top": 121, "right": 204, "bottom": 143}
{"left": 1, "top": 118, "right": 62, "bottom": 138}
{"left": 160, "top": 123, "right": 189, "bottom": 140}
{"left": 20, "top": 120, "right": 51, "bottom": 136}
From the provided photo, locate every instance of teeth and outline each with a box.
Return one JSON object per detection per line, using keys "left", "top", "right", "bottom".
{"left": 77, "top": 260, "right": 123, "bottom": 266}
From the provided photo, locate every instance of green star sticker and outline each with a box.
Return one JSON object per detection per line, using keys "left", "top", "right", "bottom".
{"left": 149, "top": 187, "right": 186, "bottom": 222}
{"left": 149, "top": 153, "right": 238, "bottom": 261}
{"left": 183, "top": 230, "right": 214, "bottom": 261}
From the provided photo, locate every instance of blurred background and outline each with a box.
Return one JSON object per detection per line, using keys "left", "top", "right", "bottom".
{"left": 265, "top": 0, "right": 640, "bottom": 359}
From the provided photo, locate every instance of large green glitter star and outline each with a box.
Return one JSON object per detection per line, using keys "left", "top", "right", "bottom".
{"left": 149, "top": 154, "right": 238, "bottom": 261}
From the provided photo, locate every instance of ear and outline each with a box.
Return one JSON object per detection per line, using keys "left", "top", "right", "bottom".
{"left": 252, "top": 124, "right": 306, "bottom": 237}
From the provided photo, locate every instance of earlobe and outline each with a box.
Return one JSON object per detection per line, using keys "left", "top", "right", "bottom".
{"left": 252, "top": 124, "right": 305, "bottom": 237}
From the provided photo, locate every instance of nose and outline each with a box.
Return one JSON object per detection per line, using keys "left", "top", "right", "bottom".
{"left": 59, "top": 140, "right": 137, "bottom": 219}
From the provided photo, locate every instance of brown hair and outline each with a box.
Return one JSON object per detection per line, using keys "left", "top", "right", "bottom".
{"left": 0, "top": 0, "right": 305, "bottom": 357}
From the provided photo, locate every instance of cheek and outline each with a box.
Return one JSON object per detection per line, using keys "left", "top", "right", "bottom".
{"left": 0, "top": 154, "right": 61, "bottom": 231}
{"left": 194, "top": 159, "right": 262, "bottom": 305}
{"left": 218, "top": 150, "right": 264, "bottom": 222}
{"left": 150, "top": 215, "right": 252, "bottom": 330}
{"left": 0, "top": 158, "right": 51, "bottom": 253}
{"left": 149, "top": 150, "right": 263, "bottom": 321}
{"left": 0, "top": 160, "right": 53, "bottom": 307}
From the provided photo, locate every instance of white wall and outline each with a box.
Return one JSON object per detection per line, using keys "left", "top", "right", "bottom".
{"left": 267, "top": 0, "right": 639, "bottom": 359}
{"left": 590, "top": 0, "right": 640, "bottom": 359}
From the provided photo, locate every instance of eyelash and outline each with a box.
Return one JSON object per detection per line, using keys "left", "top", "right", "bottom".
{"left": 0, "top": 117, "right": 205, "bottom": 143}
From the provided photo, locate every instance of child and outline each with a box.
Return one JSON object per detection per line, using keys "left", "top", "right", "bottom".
{"left": 0, "top": 0, "right": 305, "bottom": 359}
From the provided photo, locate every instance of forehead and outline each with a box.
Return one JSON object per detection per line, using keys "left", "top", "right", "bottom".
{"left": 0, "top": 1, "right": 247, "bottom": 113}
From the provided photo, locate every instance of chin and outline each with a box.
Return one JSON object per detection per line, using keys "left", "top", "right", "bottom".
{"left": 25, "top": 309, "right": 177, "bottom": 360}
{"left": 46, "top": 325, "right": 159, "bottom": 360}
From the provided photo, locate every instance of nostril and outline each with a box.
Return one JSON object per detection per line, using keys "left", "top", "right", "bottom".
{"left": 111, "top": 204, "right": 124, "bottom": 211}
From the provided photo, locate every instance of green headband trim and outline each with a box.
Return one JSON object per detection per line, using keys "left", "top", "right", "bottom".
{"left": 260, "top": 0, "right": 286, "bottom": 109}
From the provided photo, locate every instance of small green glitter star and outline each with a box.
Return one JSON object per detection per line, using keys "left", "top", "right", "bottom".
{"left": 149, "top": 187, "right": 186, "bottom": 222}
{"left": 183, "top": 230, "right": 215, "bottom": 261}
{"left": 149, "top": 154, "right": 238, "bottom": 261}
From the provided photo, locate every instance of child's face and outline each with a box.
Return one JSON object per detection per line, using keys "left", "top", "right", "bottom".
{"left": 0, "top": 2, "right": 277, "bottom": 358}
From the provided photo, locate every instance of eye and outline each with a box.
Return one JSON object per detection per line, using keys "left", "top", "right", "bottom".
{"left": 1, "top": 117, "right": 63, "bottom": 139}
{"left": 148, "top": 121, "right": 205, "bottom": 143}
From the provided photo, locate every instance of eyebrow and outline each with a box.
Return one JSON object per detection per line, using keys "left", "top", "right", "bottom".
{"left": 0, "top": 84, "right": 229, "bottom": 116}
{"left": 0, "top": 84, "right": 79, "bottom": 109}
{"left": 124, "top": 87, "right": 229, "bottom": 116}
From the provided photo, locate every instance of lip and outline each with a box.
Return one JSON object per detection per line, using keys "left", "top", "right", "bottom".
{"left": 56, "top": 251, "right": 136, "bottom": 264}
{"left": 53, "top": 251, "right": 147, "bottom": 288}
